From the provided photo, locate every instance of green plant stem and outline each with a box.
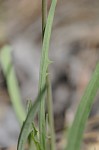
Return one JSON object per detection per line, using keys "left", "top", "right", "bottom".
{"left": 42, "top": 0, "right": 56, "bottom": 149}
{"left": 17, "top": 87, "right": 46, "bottom": 150}
{"left": 39, "top": 0, "right": 47, "bottom": 149}
{"left": 46, "top": 73, "right": 56, "bottom": 150}
{"left": 42, "top": 0, "right": 47, "bottom": 39}
{"left": 39, "top": 0, "right": 57, "bottom": 149}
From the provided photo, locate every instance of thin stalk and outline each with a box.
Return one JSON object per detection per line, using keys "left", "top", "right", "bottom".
{"left": 39, "top": 0, "right": 57, "bottom": 149}
{"left": 46, "top": 73, "right": 56, "bottom": 150}
{"left": 42, "top": 0, "right": 47, "bottom": 39}
{"left": 39, "top": 0, "right": 47, "bottom": 149}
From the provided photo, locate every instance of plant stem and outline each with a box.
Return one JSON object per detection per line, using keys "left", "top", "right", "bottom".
{"left": 42, "top": 0, "right": 47, "bottom": 39}
{"left": 39, "top": 0, "right": 47, "bottom": 149}
{"left": 42, "top": 0, "right": 56, "bottom": 149}
{"left": 46, "top": 73, "right": 56, "bottom": 150}
{"left": 39, "top": 0, "right": 57, "bottom": 149}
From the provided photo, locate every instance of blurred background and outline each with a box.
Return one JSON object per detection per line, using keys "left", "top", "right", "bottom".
{"left": 0, "top": 0, "right": 99, "bottom": 149}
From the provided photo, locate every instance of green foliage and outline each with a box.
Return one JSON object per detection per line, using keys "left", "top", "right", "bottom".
{"left": 1, "top": 1, "right": 99, "bottom": 150}
{"left": 46, "top": 74, "right": 56, "bottom": 150}
{"left": 66, "top": 63, "right": 99, "bottom": 150}
{"left": 27, "top": 101, "right": 41, "bottom": 150}
{"left": 17, "top": 87, "right": 46, "bottom": 150}
{"left": 28, "top": 123, "right": 41, "bottom": 150}
{"left": 0, "top": 0, "right": 57, "bottom": 149}
{"left": 39, "top": 0, "right": 57, "bottom": 149}
{"left": 0, "top": 46, "right": 26, "bottom": 124}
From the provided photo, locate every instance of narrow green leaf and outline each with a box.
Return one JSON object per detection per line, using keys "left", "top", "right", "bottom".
{"left": 28, "top": 132, "right": 39, "bottom": 150}
{"left": 28, "top": 125, "right": 40, "bottom": 150}
{"left": 30, "top": 123, "right": 41, "bottom": 150}
{"left": 66, "top": 63, "right": 99, "bottom": 150}
{"left": 0, "top": 45, "right": 26, "bottom": 124}
{"left": 39, "top": 0, "right": 57, "bottom": 90}
{"left": 39, "top": 0, "right": 57, "bottom": 149}
{"left": 17, "top": 87, "right": 46, "bottom": 150}
{"left": 46, "top": 73, "right": 56, "bottom": 150}
{"left": 26, "top": 100, "right": 33, "bottom": 114}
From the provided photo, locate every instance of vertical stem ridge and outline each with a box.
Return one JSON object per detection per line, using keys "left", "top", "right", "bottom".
{"left": 42, "top": 0, "right": 47, "bottom": 39}
{"left": 46, "top": 73, "right": 56, "bottom": 150}
{"left": 39, "top": 0, "right": 47, "bottom": 149}
{"left": 39, "top": 0, "right": 57, "bottom": 149}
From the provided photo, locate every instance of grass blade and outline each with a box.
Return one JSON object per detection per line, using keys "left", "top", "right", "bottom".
{"left": 0, "top": 45, "right": 26, "bottom": 124}
{"left": 17, "top": 86, "right": 46, "bottom": 150}
{"left": 39, "top": 0, "right": 57, "bottom": 149}
{"left": 46, "top": 74, "right": 56, "bottom": 150}
{"left": 42, "top": 0, "right": 47, "bottom": 39}
{"left": 66, "top": 63, "right": 99, "bottom": 150}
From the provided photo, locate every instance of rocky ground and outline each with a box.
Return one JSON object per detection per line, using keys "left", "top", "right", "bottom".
{"left": 0, "top": 0, "right": 99, "bottom": 149}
